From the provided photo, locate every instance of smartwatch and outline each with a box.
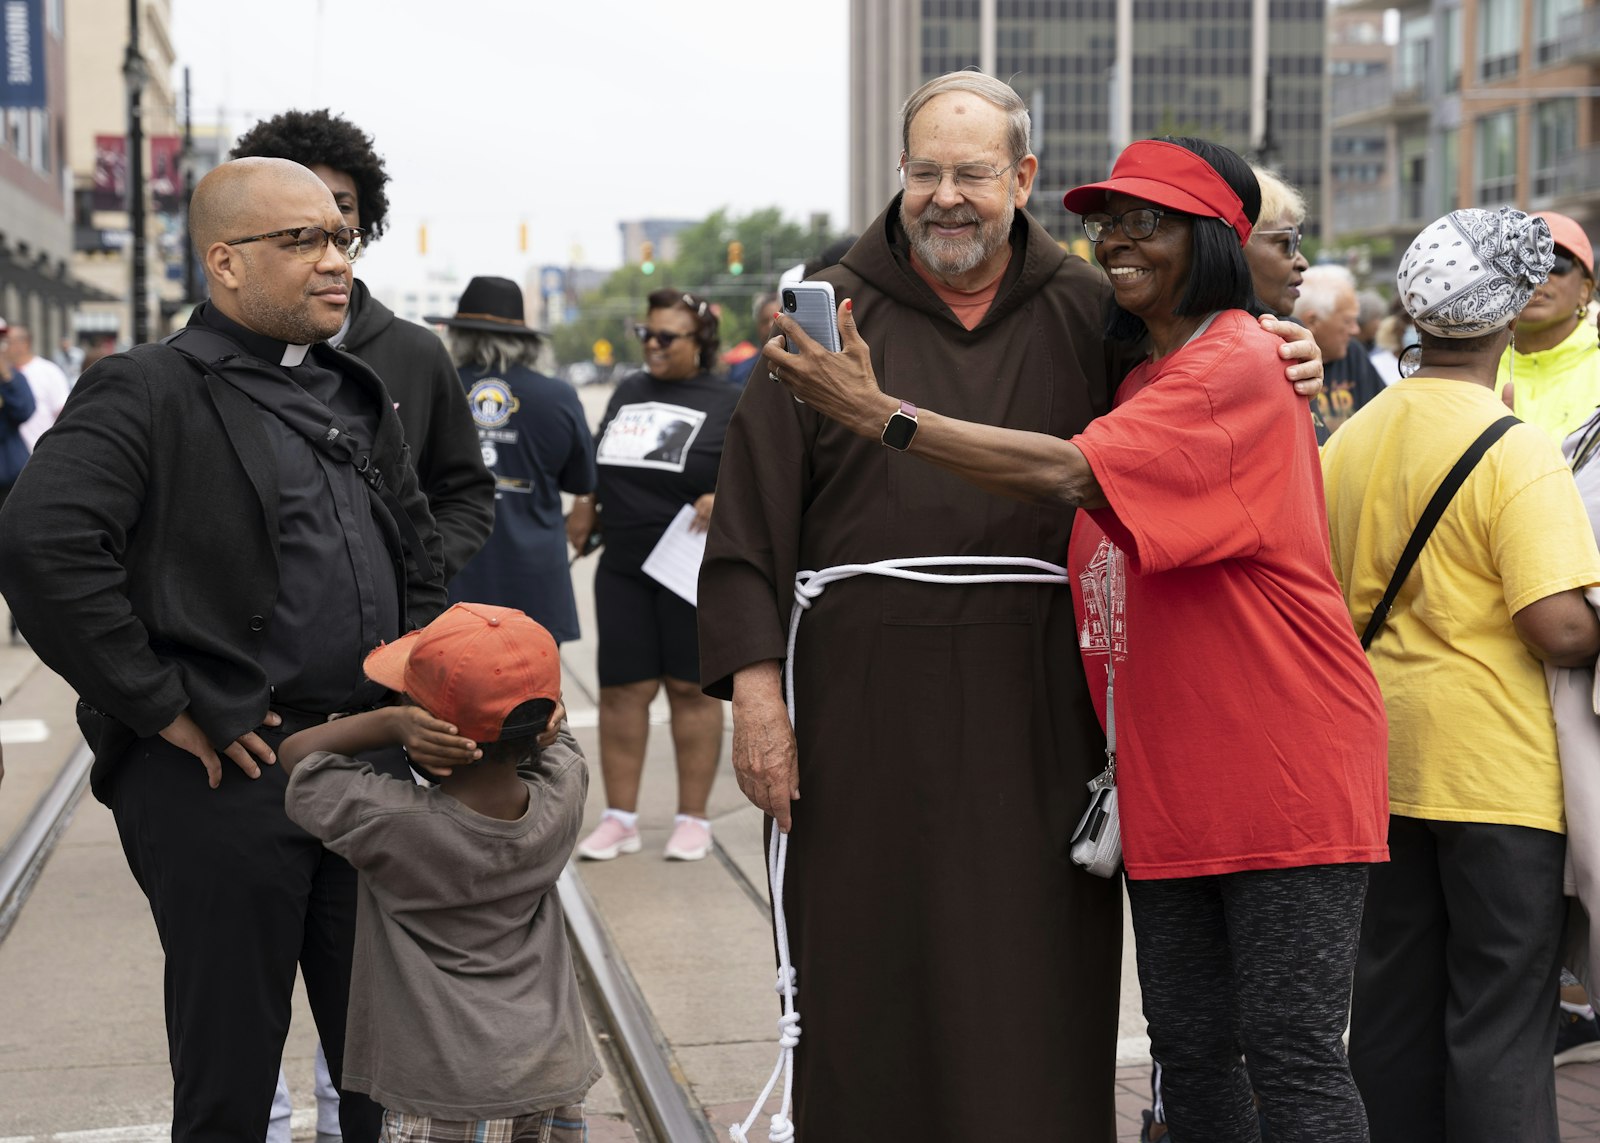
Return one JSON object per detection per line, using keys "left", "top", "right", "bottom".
{"left": 881, "top": 399, "right": 919, "bottom": 451}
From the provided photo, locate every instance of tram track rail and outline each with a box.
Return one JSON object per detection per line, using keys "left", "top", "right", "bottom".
{"left": 0, "top": 740, "right": 91, "bottom": 946}
{"left": 0, "top": 733, "right": 714, "bottom": 1143}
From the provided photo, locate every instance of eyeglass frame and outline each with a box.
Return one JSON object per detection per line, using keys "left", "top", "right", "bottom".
{"left": 1255, "top": 226, "right": 1304, "bottom": 259}
{"left": 1081, "top": 207, "right": 1171, "bottom": 244}
{"left": 897, "top": 156, "right": 1022, "bottom": 195}
{"left": 633, "top": 323, "right": 699, "bottom": 348}
{"left": 223, "top": 224, "right": 366, "bottom": 264}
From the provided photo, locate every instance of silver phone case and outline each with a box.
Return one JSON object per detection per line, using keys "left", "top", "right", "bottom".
{"left": 783, "top": 282, "right": 842, "bottom": 353}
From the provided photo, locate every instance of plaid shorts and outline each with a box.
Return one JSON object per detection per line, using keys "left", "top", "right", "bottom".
{"left": 380, "top": 1105, "right": 586, "bottom": 1143}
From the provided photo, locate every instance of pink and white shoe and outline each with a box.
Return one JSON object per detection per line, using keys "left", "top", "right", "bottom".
{"left": 664, "top": 815, "right": 713, "bottom": 861}
{"left": 577, "top": 812, "right": 641, "bottom": 861}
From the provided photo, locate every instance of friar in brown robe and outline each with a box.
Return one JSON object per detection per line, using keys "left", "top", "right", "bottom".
{"left": 699, "top": 76, "right": 1143, "bottom": 1143}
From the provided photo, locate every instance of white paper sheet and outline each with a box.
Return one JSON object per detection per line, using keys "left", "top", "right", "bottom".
{"left": 641, "top": 503, "right": 708, "bottom": 607}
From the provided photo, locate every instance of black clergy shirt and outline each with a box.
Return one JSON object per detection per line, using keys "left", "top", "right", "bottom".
{"left": 194, "top": 304, "right": 400, "bottom": 714}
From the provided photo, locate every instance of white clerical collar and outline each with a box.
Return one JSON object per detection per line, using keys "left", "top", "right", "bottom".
{"left": 279, "top": 343, "right": 311, "bottom": 367}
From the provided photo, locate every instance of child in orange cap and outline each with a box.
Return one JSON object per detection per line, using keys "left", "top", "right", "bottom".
{"left": 281, "top": 602, "right": 599, "bottom": 1141}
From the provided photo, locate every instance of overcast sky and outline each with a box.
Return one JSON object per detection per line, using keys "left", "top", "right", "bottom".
{"left": 169, "top": 0, "right": 851, "bottom": 293}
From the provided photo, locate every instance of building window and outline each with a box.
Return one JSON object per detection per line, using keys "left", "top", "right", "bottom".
{"left": 1399, "top": 12, "right": 1433, "bottom": 95}
{"left": 28, "top": 109, "right": 48, "bottom": 174}
{"left": 1439, "top": 128, "right": 1460, "bottom": 213}
{"left": 1441, "top": 6, "right": 1463, "bottom": 93}
{"left": 1478, "top": 0, "right": 1521, "bottom": 81}
{"left": 1536, "top": 0, "right": 1583, "bottom": 63}
{"left": 1474, "top": 110, "right": 1518, "bottom": 205}
{"left": 1533, "top": 99, "right": 1577, "bottom": 197}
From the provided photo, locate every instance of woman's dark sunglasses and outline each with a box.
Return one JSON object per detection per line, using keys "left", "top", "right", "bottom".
{"left": 633, "top": 324, "right": 695, "bottom": 348}
{"left": 1551, "top": 252, "right": 1581, "bottom": 277}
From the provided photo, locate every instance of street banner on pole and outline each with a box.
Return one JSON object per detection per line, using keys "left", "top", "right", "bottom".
{"left": 151, "top": 135, "right": 182, "bottom": 214}
{"left": 93, "top": 135, "right": 127, "bottom": 211}
{"left": 1, "top": 0, "right": 44, "bottom": 109}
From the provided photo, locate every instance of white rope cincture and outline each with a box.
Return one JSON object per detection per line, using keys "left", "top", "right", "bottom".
{"left": 730, "top": 555, "right": 1071, "bottom": 1143}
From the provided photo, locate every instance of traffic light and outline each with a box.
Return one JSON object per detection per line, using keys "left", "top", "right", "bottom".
{"left": 518, "top": 221, "right": 528, "bottom": 253}
{"left": 727, "top": 240, "right": 744, "bottom": 276}
{"left": 419, "top": 223, "right": 428, "bottom": 256}
{"left": 640, "top": 241, "right": 655, "bottom": 275}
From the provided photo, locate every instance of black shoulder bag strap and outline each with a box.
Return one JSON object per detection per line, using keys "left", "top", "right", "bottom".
{"left": 1360, "top": 414, "right": 1520, "bottom": 650}
{"left": 162, "top": 328, "right": 438, "bottom": 586}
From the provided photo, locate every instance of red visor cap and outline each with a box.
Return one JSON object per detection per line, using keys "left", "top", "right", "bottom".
{"left": 1064, "top": 139, "right": 1252, "bottom": 246}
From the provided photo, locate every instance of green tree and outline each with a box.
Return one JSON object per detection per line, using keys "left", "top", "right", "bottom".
{"left": 548, "top": 206, "right": 841, "bottom": 368}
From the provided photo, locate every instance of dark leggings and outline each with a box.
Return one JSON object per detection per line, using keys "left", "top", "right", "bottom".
{"left": 1128, "top": 863, "right": 1371, "bottom": 1143}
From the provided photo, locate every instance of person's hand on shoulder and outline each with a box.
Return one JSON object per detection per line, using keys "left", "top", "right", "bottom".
{"left": 1260, "top": 314, "right": 1324, "bottom": 397}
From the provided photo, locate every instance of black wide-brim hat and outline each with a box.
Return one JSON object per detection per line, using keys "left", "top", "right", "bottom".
{"left": 426, "top": 275, "right": 545, "bottom": 337}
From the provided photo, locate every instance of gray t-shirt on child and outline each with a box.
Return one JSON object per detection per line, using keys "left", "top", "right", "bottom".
{"left": 286, "top": 733, "right": 600, "bottom": 1119}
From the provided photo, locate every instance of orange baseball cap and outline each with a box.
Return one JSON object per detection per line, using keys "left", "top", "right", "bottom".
{"left": 1536, "top": 211, "right": 1594, "bottom": 278}
{"left": 364, "top": 602, "right": 560, "bottom": 742}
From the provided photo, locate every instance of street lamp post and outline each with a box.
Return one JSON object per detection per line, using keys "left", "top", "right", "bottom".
{"left": 123, "top": 0, "right": 149, "bottom": 345}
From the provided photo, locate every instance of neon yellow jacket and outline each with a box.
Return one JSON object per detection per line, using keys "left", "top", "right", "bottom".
{"left": 1501, "top": 319, "right": 1600, "bottom": 443}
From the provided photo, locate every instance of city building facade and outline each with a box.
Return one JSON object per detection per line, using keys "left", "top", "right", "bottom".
{"left": 65, "top": 0, "right": 183, "bottom": 345}
{"left": 849, "top": 0, "right": 1328, "bottom": 244}
{"left": 0, "top": 0, "right": 93, "bottom": 353}
{"left": 1329, "top": 0, "right": 1600, "bottom": 272}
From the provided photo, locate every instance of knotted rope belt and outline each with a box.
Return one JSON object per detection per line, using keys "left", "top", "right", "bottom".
{"left": 731, "top": 555, "right": 1073, "bottom": 1143}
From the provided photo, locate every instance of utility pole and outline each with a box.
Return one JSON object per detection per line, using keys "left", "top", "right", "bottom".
{"left": 123, "top": 0, "right": 149, "bottom": 344}
{"left": 181, "top": 65, "right": 197, "bottom": 304}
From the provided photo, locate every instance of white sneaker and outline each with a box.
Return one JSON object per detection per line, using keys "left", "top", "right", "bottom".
{"left": 664, "top": 816, "right": 713, "bottom": 861}
{"left": 577, "top": 814, "right": 641, "bottom": 860}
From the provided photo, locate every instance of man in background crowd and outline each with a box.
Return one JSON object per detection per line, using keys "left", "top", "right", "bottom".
{"left": 1297, "top": 264, "right": 1386, "bottom": 442}
{"left": 7, "top": 325, "right": 71, "bottom": 451}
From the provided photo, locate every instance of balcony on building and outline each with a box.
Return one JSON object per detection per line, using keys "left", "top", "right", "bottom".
{"left": 1530, "top": 143, "right": 1600, "bottom": 224}
{"left": 1547, "top": 5, "right": 1600, "bottom": 65}
{"left": 1331, "top": 69, "right": 1431, "bottom": 128}
{"left": 1332, "top": 179, "right": 1432, "bottom": 246}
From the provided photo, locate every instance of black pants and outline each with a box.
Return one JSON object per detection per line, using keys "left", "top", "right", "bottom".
{"left": 107, "top": 732, "right": 404, "bottom": 1143}
{"left": 1348, "top": 816, "right": 1565, "bottom": 1143}
{"left": 1128, "top": 863, "right": 1371, "bottom": 1143}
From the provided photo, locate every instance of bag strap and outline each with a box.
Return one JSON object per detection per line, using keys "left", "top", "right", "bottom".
{"left": 163, "top": 330, "right": 438, "bottom": 587}
{"left": 1360, "top": 414, "right": 1519, "bottom": 649}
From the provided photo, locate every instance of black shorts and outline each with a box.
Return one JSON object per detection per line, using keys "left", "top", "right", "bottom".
{"left": 595, "top": 559, "right": 701, "bottom": 687}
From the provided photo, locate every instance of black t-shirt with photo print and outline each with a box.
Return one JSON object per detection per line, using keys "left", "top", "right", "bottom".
{"left": 594, "top": 369, "right": 741, "bottom": 570}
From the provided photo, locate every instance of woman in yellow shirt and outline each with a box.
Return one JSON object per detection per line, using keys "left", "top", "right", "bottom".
{"left": 1499, "top": 211, "right": 1598, "bottom": 442}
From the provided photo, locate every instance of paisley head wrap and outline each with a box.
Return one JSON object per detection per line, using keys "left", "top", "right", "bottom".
{"left": 1397, "top": 207, "right": 1554, "bottom": 338}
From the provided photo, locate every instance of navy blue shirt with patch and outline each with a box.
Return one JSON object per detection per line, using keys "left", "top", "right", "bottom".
{"left": 447, "top": 364, "right": 596, "bottom": 643}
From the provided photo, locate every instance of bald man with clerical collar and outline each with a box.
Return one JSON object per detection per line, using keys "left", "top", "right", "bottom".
{"left": 0, "top": 157, "right": 458, "bottom": 1142}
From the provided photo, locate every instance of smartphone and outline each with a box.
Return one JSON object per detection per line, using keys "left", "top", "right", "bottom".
{"left": 781, "top": 282, "right": 842, "bottom": 353}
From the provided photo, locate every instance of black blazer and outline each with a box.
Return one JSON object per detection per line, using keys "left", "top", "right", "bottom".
{"left": 0, "top": 340, "right": 447, "bottom": 785}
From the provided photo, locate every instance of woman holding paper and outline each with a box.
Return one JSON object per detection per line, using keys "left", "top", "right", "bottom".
{"left": 569, "top": 289, "right": 740, "bottom": 862}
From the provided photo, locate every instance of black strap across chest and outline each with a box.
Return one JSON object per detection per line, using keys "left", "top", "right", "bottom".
{"left": 1360, "top": 414, "right": 1520, "bottom": 650}
{"left": 162, "top": 327, "right": 437, "bottom": 586}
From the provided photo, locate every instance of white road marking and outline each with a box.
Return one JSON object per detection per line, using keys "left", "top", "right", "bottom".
{"left": 0, "top": 1111, "right": 316, "bottom": 1143}
{"left": 0, "top": 719, "right": 49, "bottom": 744}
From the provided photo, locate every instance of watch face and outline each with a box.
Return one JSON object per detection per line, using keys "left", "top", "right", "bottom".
{"left": 882, "top": 411, "right": 918, "bottom": 451}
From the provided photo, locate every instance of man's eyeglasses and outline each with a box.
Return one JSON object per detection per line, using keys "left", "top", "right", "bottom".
{"left": 898, "top": 158, "right": 1020, "bottom": 195}
{"left": 1081, "top": 208, "right": 1169, "bottom": 244}
{"left": 1256, "top": 226, "right": 1303, "bottom": 259}
{"left": 224, "top": 225, "right": 365, "bottom": 264}
{"left": 633, "top": 324, "right": 696, "bottom": 348}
